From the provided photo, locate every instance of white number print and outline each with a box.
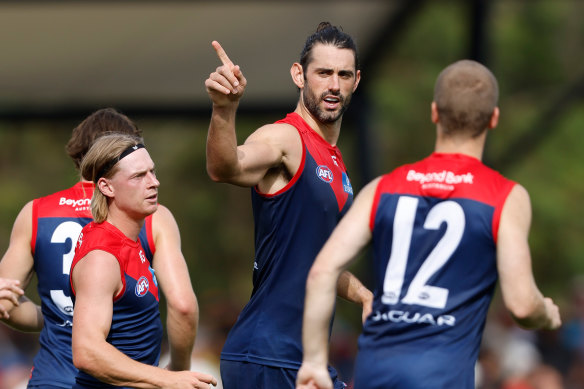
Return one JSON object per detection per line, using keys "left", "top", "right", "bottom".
{"left": 382, "top": 197, "right": 465, "bottom": 309}
{"left": 50, "top": 221, "right": 82, "bottom": 316}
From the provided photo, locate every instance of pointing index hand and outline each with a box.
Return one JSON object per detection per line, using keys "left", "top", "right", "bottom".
{"left": 206, "top": 40, "right": 246, "bottom": 103}
{"left": 212, "top": 40, "right": 233, "bottom": 67}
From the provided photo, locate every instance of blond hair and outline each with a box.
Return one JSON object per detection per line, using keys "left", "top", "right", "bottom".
{"left": 80, "top": 133, "right": 144, "bottom": 223}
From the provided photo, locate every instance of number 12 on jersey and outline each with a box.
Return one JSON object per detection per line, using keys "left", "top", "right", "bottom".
{"left": 382, "top": 196, "right": 465, "bottom": 309}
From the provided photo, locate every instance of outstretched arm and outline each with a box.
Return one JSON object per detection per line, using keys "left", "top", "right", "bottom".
{"left": 205, "top": 40, "right": 248, "bottom": 183}
{"left": 205, "top": 41, "right": 300, "bottom": 189}
{"left": 152, "top": 205, "right": 198, "bottom": 371}
{"left": 297, "top": 178, "right": 379, "bottom": 389}
{"left": 0, "top": 201, "right": 43, "bottom": 331}
{"left": 497, "top": 184, "right": 561, "bottom": 330}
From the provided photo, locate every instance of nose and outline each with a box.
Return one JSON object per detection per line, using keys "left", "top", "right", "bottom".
{"left": 328, "top": 74, "right": 340, "bottom": 92}
{"left": 148, "top": 171, "right": 160, "bottom": 188}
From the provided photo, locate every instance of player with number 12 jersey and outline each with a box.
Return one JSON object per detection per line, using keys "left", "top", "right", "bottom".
{"left": 355, "top": 152, "right": 515, "bottom": 388}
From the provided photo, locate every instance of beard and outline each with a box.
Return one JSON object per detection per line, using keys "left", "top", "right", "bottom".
{"left": 302, "top": 83, "right": 352, "bottom": 124}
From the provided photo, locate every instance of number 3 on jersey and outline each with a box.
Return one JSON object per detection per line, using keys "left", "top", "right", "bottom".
{"left": 382, "top": 196, "right": 465, "bottom": 309}
{"left": 50, "top": 221, "right": 82, "bottom": 316}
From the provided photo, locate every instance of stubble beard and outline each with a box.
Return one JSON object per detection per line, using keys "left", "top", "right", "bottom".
{"left": 302, "top": 84, "right": 352, "bottom": 124}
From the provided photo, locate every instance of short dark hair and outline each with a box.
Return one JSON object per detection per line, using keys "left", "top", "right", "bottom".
{"left": 434, "top": 60, "right": 499, "bottom": 138}
{"left": 66, "top": 108, "right": 142, "bottom": 171}
{"left": 299, "top": 22, "right": 359, "bottom": 72}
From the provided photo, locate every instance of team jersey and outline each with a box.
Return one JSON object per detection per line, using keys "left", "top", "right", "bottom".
{"left": 70, "top": 220, "right": 162, "bottom": 389}
{"left": 27, "top": 182, "right": 155, "bottom": 389}
{"left": 354, "top": 153, "right": 515, "bottom": 389}
{"left": 221, "top": 113, "right": 354, "bottom": 369}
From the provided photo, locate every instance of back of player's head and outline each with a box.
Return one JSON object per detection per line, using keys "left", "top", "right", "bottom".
{"left": 80, "top": 133, "right": 144, "bottom": 223}
{"left": 433, "top": 60, "right": 499, "bottom": 138}
{"left": 66, "top": 108, "right": 142, "bottom": 171}
{"left": 299, "top": 21, "right": 359, "bottom": 73}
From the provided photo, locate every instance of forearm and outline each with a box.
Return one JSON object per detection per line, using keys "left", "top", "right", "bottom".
{"left": 302, "top": 267, "right": 338, "bottom": 367}
{"left": 336, "top": 270, "right": 372, "bottom": 306}
{"left": 0, "top": 297, "right": 43, "bottom": 332}
{"left": 206, "top": 104, "right": 241, "bottom": 181}
{"left": 166, "top": 299, "right": 198, "bottom": 371}
{"left": 75, "top": 340, "right": 170, "bottom": 388}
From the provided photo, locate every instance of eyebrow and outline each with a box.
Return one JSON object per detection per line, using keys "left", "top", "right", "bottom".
{"left": 314, "top": 67, "right": 355, "bottom": 76}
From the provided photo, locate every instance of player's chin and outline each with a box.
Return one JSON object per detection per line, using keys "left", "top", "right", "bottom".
{"left": 143, "top": 201, "right": 158, "bottom": 216}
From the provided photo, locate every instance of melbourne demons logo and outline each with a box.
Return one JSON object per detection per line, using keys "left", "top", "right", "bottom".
{"left": 135, "top": 276, "right": 149, "bottom": 297}
{"left": 316, "top": 165, "right": 334, "bottom": 183}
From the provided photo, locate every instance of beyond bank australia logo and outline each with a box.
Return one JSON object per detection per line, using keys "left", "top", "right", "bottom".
{"left": 316, "top": 165, "right": 333, "bottom": 183}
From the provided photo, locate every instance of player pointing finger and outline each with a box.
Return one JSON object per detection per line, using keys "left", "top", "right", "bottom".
{"left": 205, "top": 41, "right": 246, "bottom": 103}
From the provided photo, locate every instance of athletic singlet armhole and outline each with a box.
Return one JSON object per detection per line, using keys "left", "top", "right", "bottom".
{"left": 145, "top": 215, "right": 156, "bottom": 255}
{"left": 69, "top": 248, "right": 127, "bottom": 302}
{"left": 31, "top": 199, "right": 39, "bottom": 255}
{"left": 492, "top": 181, "right": 517, "bottom": 244}
{"left": 254, "top": 126, "right": 306, "bottom": 198}
{"left": 369, "top": 175, "right": 387, "bottom": 231}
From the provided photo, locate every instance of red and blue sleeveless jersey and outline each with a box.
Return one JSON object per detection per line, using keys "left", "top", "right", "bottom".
{"left": 220, "top": 113, "right": 354, "bottom": 369}
{"left": 355, "top": 153, "right": 515, "bottom": 389}
{"left": 70, "top": 221, "right": 162, "bottom": 389}
{"left": 27, "top": 182, "right": 155, "bottom": 389}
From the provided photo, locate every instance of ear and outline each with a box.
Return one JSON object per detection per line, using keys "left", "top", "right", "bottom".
{"left": 352, "top": 69, "right": 361, "bottom": 92}
{"left": 488, "top": 107, "right": 500, "bottom": 129}
{"left": 97, "top": 177, "right": 114, "bottom": 198}
{"left": 431, "top": 102, "right": 439, "bottom": 124}
{"left": 290, "top": 63, "right": 304, "bottom": 89}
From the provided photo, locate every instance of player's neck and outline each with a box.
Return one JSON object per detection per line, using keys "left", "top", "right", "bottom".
{"left": 106, "top": 208, "right": 145, "bottom": 242}
{"left": 294, "top": 104, "right": 341, "bottom": 146}
{"left": 434, "top": 127, "right": 487, "bottom": 160}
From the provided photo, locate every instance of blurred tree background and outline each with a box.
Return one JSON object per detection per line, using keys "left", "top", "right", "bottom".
{"left": 0, "top": 0, "right": 583, "bottom": 387}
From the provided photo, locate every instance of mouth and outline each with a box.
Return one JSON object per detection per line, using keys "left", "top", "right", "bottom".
{"left": 146, "top": 193, "right": 158, "bottom": 203}
{"left": 323, "top": 95, "right": 341, "bottom": 110}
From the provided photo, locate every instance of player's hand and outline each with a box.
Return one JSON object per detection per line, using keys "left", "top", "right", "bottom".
{"left": 166, "top": 370, "right": 218, "bottom": 388}
{"left": 361, "top": 289, "right": 374, "bottom": 324}
{"left": 543, "top": 297, "right": 562, "bottom": 330}
{"left": 296, "top": 362, "right": 333, "bottom": 389}
{"left": 0, "top": 278, "right": 24, "bottom": 318}
{"left": 205, "top": 41, "right": 247, "bottom": 107}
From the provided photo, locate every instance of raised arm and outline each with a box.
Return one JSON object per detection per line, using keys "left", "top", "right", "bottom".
{"left": 0, "top": 201, "right": 43, "bottom": 330}
{"left": 151, "top": 205, "right": 198, "bottom": 371}
{"left": 496, "top": 184, "right": 561, "bottom": 330}
{"left": 71, "top": 250, "right": 217, "bottom": 388}
{"left": 297, "top": 178, "right": 379, "bottom": 389}
{"left": 205, "top": 41, "right": 300, "bottom": 188}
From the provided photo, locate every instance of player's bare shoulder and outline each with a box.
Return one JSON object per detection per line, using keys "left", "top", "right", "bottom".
{"left": 246, "top": 122, "right": 302, "bottom": 163}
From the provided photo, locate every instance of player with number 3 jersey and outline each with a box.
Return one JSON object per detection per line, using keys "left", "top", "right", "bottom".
{"left": 0, "top": 108, "right": 201, "bottom": 388}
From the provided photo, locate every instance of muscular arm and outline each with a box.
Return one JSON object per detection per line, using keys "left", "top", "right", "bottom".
{"left": 152, "top": 205, "right": 198, "bottom": 371}
{"left": 297, "top": 179, "right": 379, "bottom": 389}
{"left": 205, "top": 41, "right": 301, "bottom": 189}
{"left": 497, "top": 184, "right": 561, "bottom": 330}
{"left": 0, "top": 201, "right": 43, "bottom": 331}
{"left": 72, "top": 250, "right": 216, "bottom": 388}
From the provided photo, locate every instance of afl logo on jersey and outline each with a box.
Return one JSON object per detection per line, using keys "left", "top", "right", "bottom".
{"left": 135, "top": 276, "right": 149, "bottom": 297}
{"left": 316, "top": 165, "right": 334, "bottom": 183}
